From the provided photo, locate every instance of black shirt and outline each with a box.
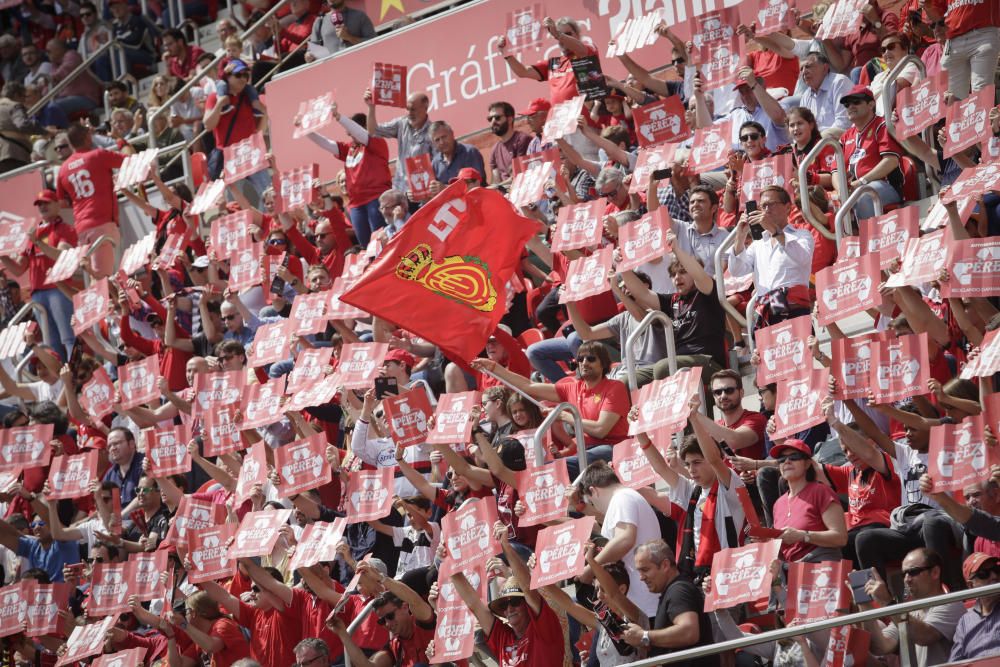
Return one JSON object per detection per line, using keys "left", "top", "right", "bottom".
{"left": 652, "top": 576, "right": 719, "bottom": 667}
{"left": 657, "top": 285, "right": 726, "bottom": 367}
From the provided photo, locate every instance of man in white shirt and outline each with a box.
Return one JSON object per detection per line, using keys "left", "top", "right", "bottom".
{"left": 798, "top": 52, "right": 853, "bottom": 137}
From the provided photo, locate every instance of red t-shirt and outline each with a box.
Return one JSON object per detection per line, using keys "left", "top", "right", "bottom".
{"left": 532, "top": 45, "right": 600, "bottom": 104}
{"left": 236, "top": 587, "right": 308, "bottom": 667}
{"left": 841, "top": 117, "right": 904, "bottom": 193}
{"left": 56, "top": 148, "right": 126, "bottom": 235}
{"left": 26, "top": 218, "right": 77, "bottom": 291}
{"left": 717, "top": 409, "right": 768, "bottom": 460}
{"left": 335, "top": 138, "right": 393, "bottom": 208}
{"left": 789, "top": 207, "right": 836, "bottom": 274}
{"left": 772, "top": 481, "right": 841, "bottom": 562}
{"left": 487, "top": 599, "right": 566, "bottom": 667}
{"left": 841, "top": 12, "right": 900, "bottom": 68}
{"left": 168, "top": 44, "right": 206, "bottom": 79}
{"left": 388, "top": 617, "right": 436, "bottom": 666}
{"left": 209, "top": 616, "right": 253, "bottom": 667}
{"left": 823, "top": 451, "right": 901, "bottom": 530}
{"left": 554, "top": 376, "right": 630, "bottom": 446}
{"left": 205, "top": 92, "right": 258, "bottom": 148}
{"left": 927, "top": 0, "right": 1000, "bottom": 38}
{"left": 337, "top": 593, "right": 390, "bottom": 650}
{"left": 747, "top": 50, "right": 800, "bottom": 93}
{"left": 279, "top": 13, "right": 316, "bottom": 52}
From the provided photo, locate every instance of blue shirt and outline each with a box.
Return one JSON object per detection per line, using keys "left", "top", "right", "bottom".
{"left": 432, "top": 142, "right": 486, "bottom": 184}
{"left": 951, "top": 601, "right": 1000, "bottom": 662}
{"left": 17, "top": 535, "right": 80, "bottom": 583}
{"left": 102, "top": 451, "right": 145, "bottom": 506}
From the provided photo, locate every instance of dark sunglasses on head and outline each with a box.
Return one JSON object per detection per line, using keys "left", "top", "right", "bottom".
{"left": 266, "top": 238, "right": 287, "bottom": 245}
{"left": 902, "top": 564, "right": 934, "bottom": 578}
{"left": 740, "top": 132, "right": 761, "bottom": 142}
{"left": 576, "top": 355, "right": 598, "bottom": 363}
{"left": 712, "top": 386, "right": 738, "bottom": 396}
{"left": 775, "top": 452, "right": 810, "bottom": 464}
{"left": 376, "top": 610, "right": 397, "bottom": 625}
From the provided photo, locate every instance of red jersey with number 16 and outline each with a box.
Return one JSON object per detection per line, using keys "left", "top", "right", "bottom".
{"left": 56, "top": 148, "right": 126, "bottom": 235}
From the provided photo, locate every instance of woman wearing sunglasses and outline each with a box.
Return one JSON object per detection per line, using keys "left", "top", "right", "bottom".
{"left": 769, "top": 438, "right": 848, "bottom": 563}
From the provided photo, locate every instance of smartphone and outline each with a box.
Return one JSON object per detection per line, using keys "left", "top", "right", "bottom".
{"left": 745, "top": 200, "right": 758, "bottom": 215}
{"left": 375, "top": 376, "right": 399, "bottom": 400}
{"left": 269, "top": 255, "right": 290, "bottom": 296}
{"left": 69, "top": 339, "right": 84, "bottom": 371}
{"left": 848, "top": 568, "right": 875, "bottom": 604}
{"left": 651, "top": 168, "right": 672, "bottom": 180}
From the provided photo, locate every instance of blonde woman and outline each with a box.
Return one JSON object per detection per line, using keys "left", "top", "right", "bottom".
{"left": 146, "top": 74, "right": 175, "bottom": 108}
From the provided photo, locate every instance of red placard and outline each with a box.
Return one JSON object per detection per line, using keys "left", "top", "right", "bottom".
{"left": 286, "top": 349, "right": 331, "bottom": 395}
{"left": 612, "top": 439, "right": 664, "bottom": 489}
{"left": 289, "top": 292, "right": 329, "bottom": 336}
{"left": 689, "top": 119, "right": 733, "bottom": 172}
{"left": 630, "top": 143, "right": 680, "bottom": 194}
{"left": 632, "top": 96, "right": 689, "bottom": 148}
{"left": 508, "top": 158, "right": 553, "bottom": 208}
{"left": 815, "top": 254, "right": 881, "bottom": 326}
{"left": 71, "top": 278, "right": 110, "bottom": 336}
{"left": 92, "top": 648, "right": 147, "bottom": 667}
{"left": 928, "top": 415, "right": 996, "bottom": 492}
{"left": 541, "top": 95, "right": 586, "bottom": 145}
{"left": 896, "top": 72, "right": 948, "bottom": 140}
{"left": 530, "top": 516, "right": 596, "bottom": 588}
{"left": 405, "top": 154, "right": 435, "bottom": 201}
{"left": 55, "top": 615, "right": 118, "bottom": 667}
{"left": 46, "top": 451, "right": 98, "bottom": 500}
{"left": 772, "top": 368, "right": 830, "bottom": 440}
{"left": 504, "top": 3, "right": 544, "bottom": 48}
{"left": 785, "top": 560, "right": 851, "bottom": 626}
{"left": 560, "top": 246, "right": 614, "bottom": 304}
{"left": 292, "top": 92, "right": 334, "bottom": 139}
{"left": 163, "top": 495, "right": 226, "bottom": 550}
{"left": 277, "top": 163, "right": 318, "bottom": 213}
{"left": 88, "top": 563, "right": 131, "bottom": 616}
{"left": 870, "top": 332, "right": 930, "bottom": 404}
{"left": 188, "top": 523, "right": 237, "bottom": 583}
{"left": 118, "top": 355, "right": 159, "bottom": 410}
{"left": 285, "top": 373, "right": 341, "bottom": 413}
{"left": 943, "top": 85, "right": 995, "bottom": 159}
{"left": 241, "top": 377, "right": 287, "bottom": 429}
{"left": 512, "top": 147, "right": 561, "bottom": 179}
{"left": 248, "top": 320, "right": 293, "bottom": 368}
{"left": 704, "top": 540, "right": 781, "bottom": 611}
{"left": 189, "top": 179, "right": 226, "bottom": 216}
{"left": 752, "top": 0, "right": 795, "bottom": 35}
{"left": 145, "top": 425, "right": 190, "bottom": 477}
{"left": 689, "top": 8, "right": 742, "bottom": 87}
{"left": 234, "top": 441, "right": 269, "bottom": 505}
{"left": 830, "top": 332, "right": 889, "bottom": 400}
{"left": 754, "top": 315, "right": 811, "bottom": 387}
{"left": 228, "top": 244, "right": 264, "bottom": 291}
{"left": 426, "top": 391, "right": 479, "bottom": 445}
{"left": 962, "top": 328, "right": 1000, "bottom": 380}
{"left": 383, "top": 389, "right": 433, "bottom": 448}
{"left": 153, "top": 233, "right": 185, "bottom": 271}
{"left": 946, "top": 160, "right": 1000, "bottom": 206}
{"left": 79, "top": 366, "right": 115, "bottom": 421}
{"left": 0, "top": 424, "right": 53, "bottom": 473}
{"left": 515, "top": 459, "right": 570, "bottom": 526}
{"left": 202, "top": 404, "right": 243, "bottom": 457}
{"left": 437, "top": 558, "right": 487, "bottom": 610}
{"left": 231, "top": 509, "right": 293, "bottom": 558}
{"left": 289, "top": 518, "right": 347, "bottom": 571}
{"left": 551, "top": 200, "right": 604, "bottom": 252}
{"left": 617, "top": 208, "right": 672, "bottom": 272}
{"left": 372, "top": 62, "right": 407, "bottom": 108}
{"left": 858, "top": 206, "right": 920, "bottom": 270}
{"left": 0, "top": 213, "right": 37, "bottom": 259}
{"left": 815, "top": 0, "right": 865, "bottom": 40}
{"left": 193, "top": 370, "right": 245, "bottom": 420}
{"left": 126, "top": 551, "right": 169, "bottom": 601}
{"left": 344, "top": 468, "right": 395, "bottom": 523}
{"left": 740, "top": 153, "right": 794, "bottom": 202}
{"left": 23, "top": 581, "right": 70, "bottom": 636}
{"left": 0, "top": 582, "right": 25, "bottom": 637}
{"left": 824, "top": 625, "right": 870, "bottom": 667}
{"left": 328, "top": 277, "right": 368, "bottom": 320}
{"left": 209, "top": 210, "right": 252, "bottom": 260}
{"left": 44, "top": 245, "right": 86, "bottom": 284}
{"left": 222, "top": 132, "right": 267, "bottom": 184}
{"left": 431, "top": 604, "right": 477, "bottom": 664}
{"left": 885, "top": 229, "right": 949, "bottom": 288}
{"left": 275, "top": 433, "right": 331, "bottom": 496}
{"left": 441, "top": 498, "right": 501, "bottom": 571}
{"left": 629, "top": 367, "right": 702, "bottom": 436}
{"left": 337, "top": 342, "right": 389, "bottom": 390}
{"left": 941, "top": 237, "right": 1000, "bottom": 298}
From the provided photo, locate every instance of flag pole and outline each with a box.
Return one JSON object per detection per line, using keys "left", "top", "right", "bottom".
{"left": 478, "top": 368, "right": 548, "bottom": 410}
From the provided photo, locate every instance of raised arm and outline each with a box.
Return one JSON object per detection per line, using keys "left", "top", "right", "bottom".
{"left": 823, "top": 398, "right": 888, "bottom": 474}
{"left": 240, "top": 557, "right": 293, "bottom": 606}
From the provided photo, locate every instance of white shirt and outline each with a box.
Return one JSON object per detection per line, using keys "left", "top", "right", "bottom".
{"left": 601, "top": 487, "right": 661, "bottom": 617}
{"left": 727, "top": 224, "right": 814, "bottom": 293}
{"left": 351, "top": 420, "right": 431, "bottom": 499}
{"left": 666, "top": 469, "right": 747, "bottom": 564}
{"left": 800, "top": 72, "right": 853, "bottom": 132}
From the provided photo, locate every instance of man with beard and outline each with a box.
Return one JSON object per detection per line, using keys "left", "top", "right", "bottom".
{"left": 488, "top": 101, "right": 532, "bottom": 184}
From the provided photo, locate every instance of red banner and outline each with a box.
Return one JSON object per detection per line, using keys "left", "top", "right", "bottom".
{"left": 704, "top": 540, "right": 781, "bottom": 612}
{"left": 222, "top": 132, "right": 267, "bottom": 184}
{"left": 689, "top": 8, "right": 742, "bottom": 87}
{"left": 815, "top": 254, "right": 881, "bottom": 326}
{"left": 928, "top": 415, "right": 996, "bottom": 492}
{"left": 345, "top": 468, "right": 395, "bottom": 523}
{"left": 275, "top": 433, "right": 331, "bottom": 496}
{"left": 277, "top": 163, "right": 318, "bottom": 214}
{"left": 47, "top": 451, "right": 98, "bottom": 500}
{"left": 896, "top": 71, "right": 948, "bottom": 140}
{"left": 629, "top": 367, "right": 702, "bottom": 436}
{"left": 515, "top": 459, "right": 570, "bottom": 526}
{"left": 772, "top": 368, "right": 830, "bottom": 440}
{"left": 551, "top": 200, "right": 604, "bottom": 252}
{"left": 870, "top": 332, "right": 930, "bottom": 404}
{"left": 754, "top": 315, "right": 811, "bottom": 387}
{"left": 831, "top": 333, "right": 890, "bottom": 400}
{"left": 943, "top": 85, "right": 995, "bottom": 159}
{"left": 23, "top": 581, "right": 70, "bottom": 636}
{"left": 209, "top": 210, "right": 252, "bottom": 260}
{"left": 560, "top": 246, "right": 614, "bottom": 304}
{"left": 962, "top": 328, "right": 1000, "bottom": 380}
{"left": 0, "top": 424, "right": 53, "bottom": 473}
{"left": 431, "top": 604, "right": 476, "bottom": 664}
{"left": 234, "top": 441, "right": 269, "bottom": 505}
{"left": 740, "top": 153, "right": 794, "bottom": 202}
{"left": 188, "top": 523, "right": 237, "bottom": 584}
{"left": 441, "top": 498, "right": 501, "bottom": 572}
{"left": 632, "top": 96, "right": 689, "bottom": 148}
{"left": 824, "top": 625, "right": 870, "bottom": 667}
{"left": 92, "top": 648, "right": 147, "bottom": 667}
{"left": 541, "top": 96, "right": 586, "bottom": 145}
{"left": 145, "top": 425, "right": 190, "bottom": 477}
{"left": 55, "top": 615, "right": 118, "bottom": 667}
{"left": 0, "top": 582, "right": 25, "bottom": 638}
{"left": 405, "top": 154, "right": 435, "bottom": 201}
{"left": 337, "top": 342, "right": 389, "bottom": 390}
{"left": 612, "top": 439, "right": 667, "bottom": 489}
{"left": 426, "top": 391, "right": 479, "bottom": 446}
{"left": 617, "top": 208, "right": 672, "bottom": 272}
{"left": 241, "top": 377, "right": 287, "bottom": 429}
{"left": 530, "top": 516, "right": 596, "bottom": 588}
{"left": 383, "top": 389, "right": 433, "bottom": 448}
{"left": 248, "top": 320, "right": 293, "bottom": 368}
{"left": 289, "top": 518, "right": 347, "bottom": 571}
{"left": 785, "top": 560, "right": 851, "bottom": 626}
{"left": 0, "top": 213, "right": 36, "bottom": 259}
{"left": 630, "top": 143, "right": 680, "bottom": 194}
{"left": 292, "top": 91, "right": 334, "bottom": 139}
{"left": 88, "top": 563, "right": 131, "bottom": 616}
{"left": 163, "top": 495, "right": 226, "bottom": 550}
{"left": 202, "top": 404, "right": 243, "bottom": 457}
{"left": 231, "top": 509, "right": 293, "bottom": 559}
{"left": 753, "top": 0, "right": 795, "bottom": 35}
{"left": 941, "top": 237, "right": 1000, "bottom": 298}
{"left": 71, "top": 278, "right": 110, "bottom": 336}
{"left": 858, "top": 206, "right": 920, "bottom": 270}
{"left": 118, "top": 355, "right": 159, "bottom": 410}
{"left": 126, "top": 551, "right": 169, "bottom": 601}
{"left": 372, "top": 62, "right": 408, "bottom": 108}
{"left": 690, "top": 119, "right": 733, "bottom": 172}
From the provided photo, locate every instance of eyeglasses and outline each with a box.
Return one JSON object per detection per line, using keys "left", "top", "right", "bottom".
{"left": 30, "top": 520, "right": 45, "bottom": 528}
{"left": 221, "top": 315, "right": 237, "bottom": 322}
{"left": 882, "top": 43, "right": 902, "bottom": 52}
{"left": 599, "top": 187, "right": 619, "bottom": 197}
{"left": 376, "top": 610, "right": 397, "bottom": 625}
{"left": 576, "top": 355, "right": 597, "bottom": 363}
{"left": 494, "top": 597, "right": 524, "bottom": 612}
{"left": 971, "top": 564, "right": 1000, "bottom": 581}
{"left": 295, "top": 656, "right": 326, "bottom": 667}
{"left": 712, "top": 386, "right": 738, "bottom": 396}
{"left": 740, "top": 133, "right": 761, "bottom": 142}
{"left": 55, "top": 144, "right": 71, "bottom": 150}
{"left": 775, "top": 452, "right": 810, "bottom": 464}
{"left": 138, "top": 487, "right": 158, "bottom": 494}
{"left": 902, "top": 564, "right": 934, "bottom": 578}
{"left": 486, "top": 115, "right": 505, "bottom": 122}
{"left": 843, "top": 98, "right": 869, "bottom": 107}
{"left": 266, "top": 238, "right": 287, "bottom": 245}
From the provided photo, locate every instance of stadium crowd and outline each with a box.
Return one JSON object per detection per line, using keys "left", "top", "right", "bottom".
{"left": 0, "top": 0, "right": 997, "bottom": 665}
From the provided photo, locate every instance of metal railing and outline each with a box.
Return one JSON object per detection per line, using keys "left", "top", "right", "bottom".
{"left": 617, "top": 580, "right": 1000, "bottom": 667}
{"left": 880, "top": 54, "right": 938, "bottom": 198}
{"left": 796, "top": 136, "right": 847, "bottom": 244}
{"left": 533, "top": 403, "right": 587, "bottom": 474}
{"left": 713, "top": 227, "right": 747, "bottom": 329}
{"left": 744, "top": 293, "right": 760, "bottom": 356}
{"left": 14, "top": 348, "right": 38, "bottom": 384}
{"left": 7, "top": 303, "right": 51, "bottom": 350}
{"left": 625, "top": 310, "right": 675, "bottom": 389}
{"left": 28, "top": 40, "right": 119, "bottom": 117}
{"left": 833, "top": 183, "right": 884, "bottom": 240}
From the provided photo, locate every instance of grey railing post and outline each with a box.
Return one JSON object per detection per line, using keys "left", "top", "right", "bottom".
{"left": 796, "top": 136, "right": 847, "bottom": 244}
{"left": 625, "top": 310, "right": 675, "bottom": 389}
{"left": 532, "top": 402, "right": 586, "bottom": 477}
{"left": 833, "top": 183, "right": 884, "bottom": 240}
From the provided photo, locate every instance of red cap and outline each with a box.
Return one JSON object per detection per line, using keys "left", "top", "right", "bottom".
{"left": 963, "top": 553, "right": 999, "bottom": 582}
{"left": 519, "top": 98, "right": 552, "bottom": 116}
{"left": 384, "top": 348, "right": 417, "bottom": 369}
{"left": 770, "top": 438, "right": 812, "bottom": 458}
{"left": 455, "top": 167, "right": 481, "bottom": 182}
{"left": 34, "top": 190, "right": 58, "bottom": 205}
{"left": 225, "top": 201, "right": 242, "bottom": 213}
{"left": 839, "top": 84, "right": 875, "bottom": 105}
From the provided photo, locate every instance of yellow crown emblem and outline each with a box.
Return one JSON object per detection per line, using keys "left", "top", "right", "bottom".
{"left": 395, "top": 243, "right": 497, "bottom": 312}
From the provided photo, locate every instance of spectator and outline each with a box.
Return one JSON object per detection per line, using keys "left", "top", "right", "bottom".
{"left": 106, "top": 81, "right": 145, "bottom": 117}
{"left": 24, "top": 84, "right": 68, "bottom": 132}
{"left": 498, "top": 16, "right": 597, "bottom": 105}
{"left": 0, "top": 512, "right": 81, "bottom": 583}
{"left": 102, "top": 427, "right": 144, "bottom": 509}
{"left": 839, "top": 84, "right": 905, "bottom": 219}
{"left": 427, "top": 119, "right": 486, "bottom": 193}
{"left": 925, "top": 0, "right": 1000, "bottom": 99}
{"left": 950, "top": 553, "right": 1000, "bottom": 661}
{"left": 0, "top": 36, "right": 27, "bottom": 85}
{"left": 306, "top": 0, "right": 375, "bottom": 60}
{"left": 203, "top": 60, "right": 269, "bottom": 192}
{"left": 521, "top": 97, "right": 552, "bottom": 154}
{"left": 728, "top": 67, "right": 790, "bottom": 152}
{"left": 162, "top": 28, "right": 206, "bottom": 81}
{"left": 868, "top": 34, "right": 919, "bottom": 116}
{"left": 76, "top": 1, "right": 113, "bottom": 81}
{"left": 108, "top": 0, "right": 157, "bottom": 72}
{"left": 20, "top": 44, "right": 51, "bottom": 91}
{"left": 488, "top": 101, "right": 532, "bottom": 184}
{"left": 46, "top": 38, "right": 102, "bottom": 116}
{"left": 798, "top": 52, "right": 853, "bottom": 137}
{"left": 822, "top": 0, "right": 900, "bottom": 82}
{"left": 270, "top": 0, "right": 316, "bottom": 72}
{"left": 920, "top": 472, "right": 1000, "bottom": 559}
{"left": 293, "top": 638, "right": 331, "bottom": 667}
{"left": 366, "top": 89, "right": 432, "bottom": 199}
{"left": 0, "top": 82, "right": 43, "bottom": 173}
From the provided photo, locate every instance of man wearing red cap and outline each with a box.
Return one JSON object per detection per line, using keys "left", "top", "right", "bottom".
{"left": 950, "top": 552, "right": 1000, "bottom": 661}
{"left": 838, "top": 83, "right": 904, "bottom": 220}
{"left": 0, "top": 190, "right": 77, "bottom": 360}
{"left": 521, "top": 98, "right": 552, "bottom": 155}
{"left": 428, "top": 120, "right": 486, "bottom": 189}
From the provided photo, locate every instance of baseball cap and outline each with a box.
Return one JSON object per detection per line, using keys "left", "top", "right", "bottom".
{"left": 488, "top": 324, "right": 513, "bottom": 341}
{"left": 839, "top": 84, "right": 875, "bottom": 105}
{"left": 457, "top": 167, "right": 481, "bottom": 181}
{"left": 192, "top": 256, "right": 210, "bottom": 269}
{"left": 227, "top": 59, "right": 250, "bottom": 75}
{"left": 963, "top": 553, "right": 1000, "bottom": 581}
{"left": 383, "top": 348, "right": 417, "bottom": 369}
{"left": 770, "top": 438, "right": 812, "bottom": 459}
{"left": 497, "top": 437, "right": 526, "bottom": 471}
{"left": 519, "top": 98, "right": 551, "bottom": 116}
{"left": 34, "top": 190, "right": 59, "bottom": 205}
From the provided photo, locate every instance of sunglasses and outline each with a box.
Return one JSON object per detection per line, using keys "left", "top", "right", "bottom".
{"left": 55, "top": 144, "right": 71, "bottom": 150}
{"left": 494, "top": 597, "right": 524, "bottom": 612}
{"left": 138, "top": 487, "right": 158, "bottom": 494}
{"left": 576, "top": 355, "right": 598, "bottom": 363}
{"left": 882, "top": 43, "right": 902, "bottom": 52}
{"left": 266, "top": 238, "right": 287, "bottom": 245}
{"left": 376, "top": 610, "right": 397, "bottom": 625}
{"left": 250, "top": 586, "right": 261, "bottom": 594}
{"left": 30, "top": 520, "right": 46, "bottom": 528}
{"left": 902, "top": 564, "right": 933, "bottom": 578}
{"left": 221, "top": 315, "right": 237, "bottom": 322}
{"left": 486, "top": 115, "right": 505, "bottom": 122}
{"left": 843, "top": 98, "right": 870, "bottom": 107}
{"left": 971, "top": 564, "right": 1000, "bottom": 581}
{"left": 740, "top": 133, "right": 761, "bottom": 142}
{"left": 712, "top": 386, "right": 738, "bottom": 396}
{"left": 775, "top": 452, "right": 810, "bottom": 464}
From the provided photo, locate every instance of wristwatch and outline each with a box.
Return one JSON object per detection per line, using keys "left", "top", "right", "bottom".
{"left": 804, "top": 530, "right": 811, "bottom": 543}
{"left": 640, "top": 631, "right": 651, "bottom": 648}
{"left": 873, "top": 20, "right": 883, "bottom": 29}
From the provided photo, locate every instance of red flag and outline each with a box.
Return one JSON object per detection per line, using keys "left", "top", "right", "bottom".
{"left": 275, "top": 433, "right": 331, "bottom": 496}
{"left": 426, "top": 391, "right": 479, "bottom": 445}
{"left": 831, "top": 332, "right": 891, "bottom": 400}
{"left": 941, "top": 237, "right": 1000, "bottom": 298}
{"left": 79, "top": 367, "right": 115, "bottom": 421}
{"left": 690, "top": 119, "right": 733, "bottom": 172}
{"left": 704, "top": 540, "right": 781, "bottom": 611}
{"left": 87, "top": 562, "right": 130, "bottom": 616}
{"left": 47, "top": 451, "right": 98, "bottom": 499}
{"left": 560, "top": 246, "right": 615, "bottom": 304}
{"left": 815, "top": 254, "right": 881, "bottom": 326}
{"left": 118, "top": 356, "right": 159, "bottom": 410}
{"left": 870, "top": 332, "right": 930, "bottom": 404}
{"left": 145, "top": 425, "right": 190, "bottom": 477}
{"left": 629, "top": 367, "right": 702, "bottom": 435}
{"left": 772, "top": 368, "right": 830, "bottom": 440}
{"left": 617, "top": 208, "right": 672, "bottom": 272}
{"left": 895, "top": 72, "right": 948, "bottom": 140}
{"left": 740, "top": 153, "right": 794, "bottom": 202}
{"left": 222, "top": 132, "right": 267, "bottom": 184}
{"left": 337, "top": 342, "right": 389, "bottom": 390}
{"left": 441, "top": 498, "right": 501, "bottom": 571}
{"left": 405, "top": 154, "right": 435, "bottom": 201}
{"left": 231, "top": 509, "right": 293, "bottom": 558}
{"left": 372, "top": 62, "right": 407, "bottom": 107}
{"left": 754, "top": 315, "right": 811, "bottom": 387}
{"left": 188, "top": 523, "right": 237, "bottom": 583}
{"left": 71, "top": 278, "right": 110, "bottom": 336}
{"left": 515, "top": 459, "right": 570, "bottom": 526}
{"left": 858, "top": 206, "right": 920, "bottom": 270}
{"left": 344, "top": 468, "right": 394, "bottom": 523}
{"left": 0, "top": 424, "right": 53, "bottom": 473}
{"left": 551, "top": 200, "right": 604, "bottom": 252}
{"left": 241, "top": 377, "right": 287, "bottom": 429}
{"left": 943, "top": 85, "right": 995, "bottom": 159}
{"left": 785, "top": 560, "right": 851, "bottom": 626}
{"left": 530, "top": 516, "right": 596, "bottom": 588}
{"left": 632, "top": 96, "right": 689, "bottom": 147}
{"left": 929, "top": 415, "right": 997, "bottom": 492}
{"left": 382, "top": 389, "right": 433, "bottom": 448}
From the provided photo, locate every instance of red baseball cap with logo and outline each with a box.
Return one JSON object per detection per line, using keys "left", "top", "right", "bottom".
{"left": 770, "top": 438, "right": 812, "bottom": 458}
{"left": 519, "top": 98, "right": 552, "bottom": 116}
{"left": 34, "top": 190, "right": 59, "bottom": 205}
{"left": 963, "top": 552, "right": 999, "bottom": 582}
